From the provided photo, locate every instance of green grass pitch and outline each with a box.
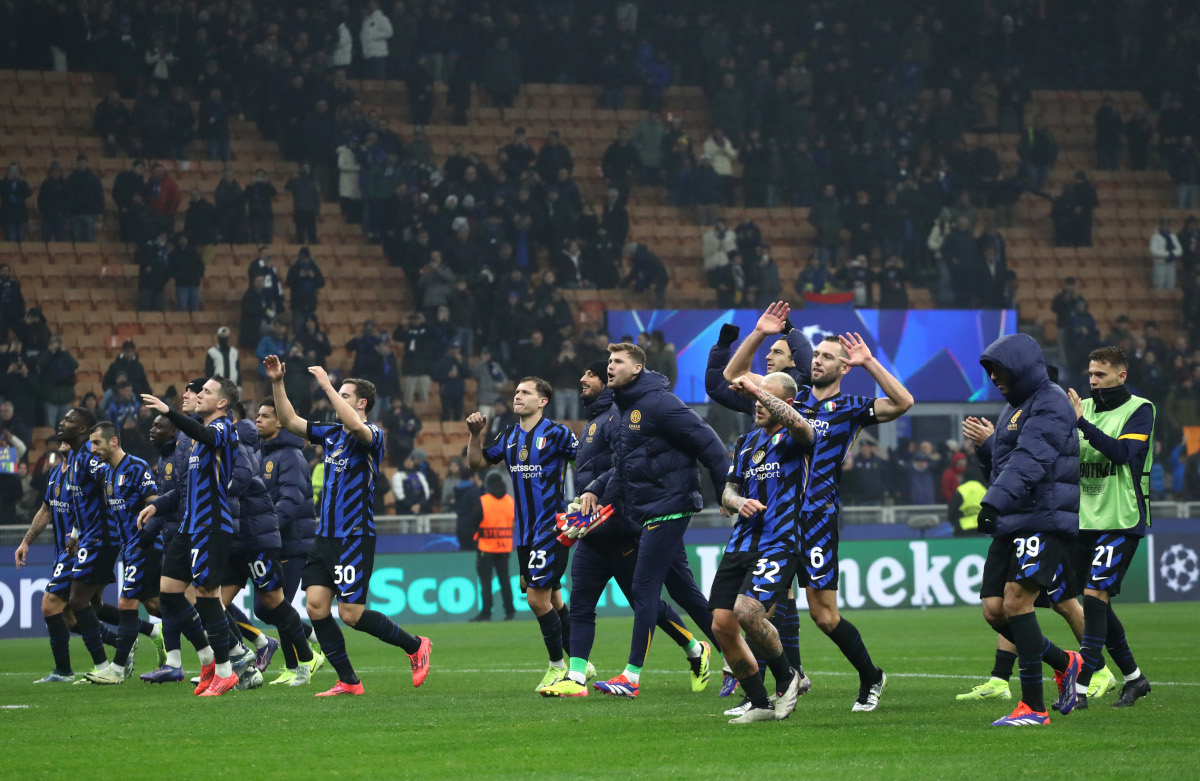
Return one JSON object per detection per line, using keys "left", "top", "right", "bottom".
{"left": 1, "top": 604, "right": 1196, "bottom": 780}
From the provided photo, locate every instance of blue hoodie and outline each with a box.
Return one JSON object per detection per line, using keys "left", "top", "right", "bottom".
{"left": 978, "top": 334, "right": 1079, "bottom": 538}
{"left": 259, "top": 429, "right": 317, "bottom": 559}
{"left": 585, "top": 370, "right": 729, "bottom": 525}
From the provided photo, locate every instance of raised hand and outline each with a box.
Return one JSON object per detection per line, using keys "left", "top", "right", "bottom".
{"left": 1066, "top": 388, "right": 1084, "bottom": 421}
{"left": 263, "top": 354, "right": 286, "bottom": 382}
{"left": 837, "top": 332, "right": 873, "bottom": 367}
{"left": 308, "top": 364, "right": 332, "bottom": 389}
{"left": 728, "top": 375, "right": 758, "bottom": 397}
{"left": 140, "top": 394, "right": 170, "bottom": 414}
{"left": 466, "top": 412, "right": 487, "bottom": 435}
{"left": 755, "top": 301, "right": 790, "bottom": 335}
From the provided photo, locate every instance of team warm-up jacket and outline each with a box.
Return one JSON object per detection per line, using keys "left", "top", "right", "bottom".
{"left": 978, "top": 333, "right": 1080, "bottom": 538}
{"left": 574, "top": 388, "right": 640, "bottom": 541}
{"left": 259, "top": 429, "right": 317, "bottom": 558}
{"left": 230, "top": 419, "right": 280, "bottom": 555}
{"left": 703, "top": 334, "right": 812, "bottom": 415}
{"left": 585, "top": 370, "right": 730, "bottom": 525}
{"left": 146, "top": 438, "right": 180, "bottom": 546}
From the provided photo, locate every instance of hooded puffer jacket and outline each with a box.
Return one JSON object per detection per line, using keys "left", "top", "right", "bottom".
{"left": 231, "top": 419, "right": 280, "bottom": 554}
{"left": 259, "top": 429, "right": 316, "bottom": 559}
{"left": 978, "top": 334, "right": 1079, "bottom": 538}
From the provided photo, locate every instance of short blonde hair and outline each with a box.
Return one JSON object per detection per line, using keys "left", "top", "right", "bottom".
{"left": 762, "top": 372, "right": 798, "bottom": 399}
{"left": 607, "top": 342, "right": 646, "bottom": 365}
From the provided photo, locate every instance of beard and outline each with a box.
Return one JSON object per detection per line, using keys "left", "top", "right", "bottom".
{"left": 811, "top": 369, "right": 839, "bottom": 389}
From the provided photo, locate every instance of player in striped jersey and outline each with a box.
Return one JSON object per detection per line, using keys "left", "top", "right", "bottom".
{"left": 795, "top": 332, "right": 914, "bottom": 712}
{"left": 139, "top": 377, "right": 241, "bottom": 696}
{"left": 713, "top": 372, "right": 814, "bottom": 723}
{"left": 84, "top": 421, "right": 162, "bottom": 684}
{"left": 265, "top": 355, "right": 431, "bottom": 697}
{"left": 14, "top": 441, "right": 79, "bottom": 682}
{"left": 467, "top": 376, "right": 580, "bottom": 693}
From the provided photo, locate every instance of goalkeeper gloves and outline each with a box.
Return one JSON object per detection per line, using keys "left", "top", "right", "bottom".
{"left": 555, "top": 504, "right": 615, "bottom": 547}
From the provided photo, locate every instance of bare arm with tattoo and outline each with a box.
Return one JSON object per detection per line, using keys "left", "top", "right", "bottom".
{"left": 721, "top": 482, "right": 766, "bottom": 518}
{"left": 13, "top": 503, "right": 51, "bottom": 569}
{"left": 730, "top": 375, "right": 815, "bottom": 445}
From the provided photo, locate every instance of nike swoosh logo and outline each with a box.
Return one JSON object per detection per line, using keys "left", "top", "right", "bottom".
{"left": 508, "top": 443, "right": 517, "bottom": 449}
{"left": 740, "top": 448, "right": 753, "bottom": 455}
{"left": 623, "top": 549, "right": 635, "bottom": 557}
{"left": 752, "top": 586, "right": 770, "bottom": 593}
{"left": 1021, "top": 562, "right": 1035, "bottom": 569}
{"left": 646, "top": 525, "right": 659, "bottom": 531}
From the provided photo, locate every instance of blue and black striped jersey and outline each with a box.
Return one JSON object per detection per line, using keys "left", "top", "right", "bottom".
{"left": 726, "top": 427, "right": 812, "bottom": 554}
{"left": 44, "top": 462, "right": 72, "bottom": 554}
{"left": 105, "top": 454, "right": 158, "bottom": 549}
{"left": 183, "top": 416, "right": 239, "bottom": 535}
{"left": 67, "top": 441, "right": 117, "bottom": 547}
{"left": 793, "top": 387, "right": 878, "bottom": 517}
{"left": 484, "top": 418, "right": 578, "bottom": 547}
{"left": 308, "top": 421, "right": 385, "bottom": 538}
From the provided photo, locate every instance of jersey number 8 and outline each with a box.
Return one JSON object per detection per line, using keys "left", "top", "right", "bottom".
{"left": 334, "top": 564, "right": 357, "bottom": 585}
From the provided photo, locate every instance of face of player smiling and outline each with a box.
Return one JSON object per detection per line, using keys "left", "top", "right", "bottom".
{"left": 1087, "top": 360, "right": 1125, "bottom": 390}
{"left": 512, "top": 382, "right": 548, "bottom": 418}
{"left": 607, "top": 352, "right": 641, "bottom": 388}
{"left": 811, "top": 341, "right": 849, "bottom": 389}
{"left": 181, "top": 388, "right": 198, "bottom": 414}
{"left": 579, "top": 370, "right": 604, "bottom": 403}
{"left": 88, "top": 431, "right": 116, "bottom": 463}
{"left": 765, "top": 339, "right": 794, "bottom": 373}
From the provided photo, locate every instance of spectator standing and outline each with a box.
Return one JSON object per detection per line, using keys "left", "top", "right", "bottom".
{"left": 183, "top": 188, "right": 218, "bottom": 250}
{"left": 395, "top": 312, "right": 436, "bottom": 405}
{"left": 245, "top": 169, "right": 277, "bottom": 245}
{"left": 632, "top": 111, "right": 665, "bottom": 184}
{"left": 702, "top": 129, "right": 738, "bottom": 207}
{"left": 285, "top": 162, "right": 321, "bottom": 245}
{"left": 548, "top": 339, "right": 580, "bottom": 421}
{"left": 1017, "top": 118, "right": 1058, "bottom": 191}
{"left": 751, "top": 244, "right": 782, "bottom": 308}
{"left": 1094, "top": 96, "right": 1123, "bottom": 171}
{"left": 1168, "top": 136, "right": 1199, "bottom": 210}
{"left": 1150, "top": 218, "right": 1183, "bottom": 290}
{"left": 104, "top": 381, "right": 140, "bottom": 423}
{"left": 602, "top": 128, "right": 639, "bottom": 200}
{"left": 536, "top": 130, "right": 575, "bottom": 184}
{"left": 482, "top": 36, "right": 522, "bottom": 109}
{"left": 169, "top": 233, "right": 205, "bottom": 312}
{"left": 1126, "top": 107, "right": 1153, "bottom": 171}
{"left": 256, "top": 320, "right": 290, "bottom": 379}
{"left": 909, "top": 451, "right": 936, "bottom": 505}
{"left": 199, "top": 88, "right": 231, "bottom": 161}
{"left": 470, "top": 345, "right": 508, "bottom": 410}
{"left": 337, "top": 137, "right": 363, "bottom": 223}
{"left": 295, "top": 314, "right": 333, "bottom": 366}
{"left": 102, "top": 340, "right": 150, "bottom": 396}
{"left": 879, "top": 255, "right": 909, "bottom": 309}
{"left": 36, "top": 161, "right": 70, "bottom": 242}
{"left": 144, "top": 164, "right": 181, "bottom": 235}
{"left": 247, "top": 246, "right": 285, "bottom": 309}
{"left": 94, "top": 90, "right": 134, "bottom": 156}
{"left": 620, "top": 242, "right": 669, "bottom": 307}
{"left": 239, "top": 273, "right": 277, "bottom": 350}
{"left": 391, "top": 456, "right": 431, "bottom": 515}
{"left": 381, "top": 397, "right": 421, "bottom": 467}
{"left": 285, "top": 247, "right": 325, "bottom": 336}
{"left": 214, "top": 168, "right": 247, "bottom": 244}
{"left": 0, "top": 264, "right": 25, "bottom": 339}
{"left": 810, "top": 184, "right": 844, "bottom": 266}
{"left": 135, "top": 232, "right": 171, "bottom": 312}
{"left": 433, "top": 340, "right": 468, "bottom": 422}
{"left": 112, "top": 160, "right": 146, "bottom": 243}
{"left": 65, "top": 155, "right": 104, "bottom": 242}
{"left": 204, "top": 326, "right": 240, "bottom": 388}
{"left": 35, "top": 334, "right": 77, "bottom": 427}
{"left": 360, "top": 0, "right": 394, "bottom": 80}
{"left": 164, "top": 85, "right": 195, "bottom": 159}
{"left": 1, "top": 163, "right": 32, "bottom": 242}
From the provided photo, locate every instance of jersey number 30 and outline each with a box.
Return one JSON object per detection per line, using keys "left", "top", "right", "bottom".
{"left": 334, "top": 565, "right": 357, "bottom": 585}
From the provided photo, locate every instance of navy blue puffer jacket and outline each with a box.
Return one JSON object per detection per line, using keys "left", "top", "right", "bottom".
{"left": 259, "top": 429, "right": 316, "bottom": 558}
{"left": 979, "top": 334, "right": 1079, "bottom": 538}
{"left": 585, "top": 370, "right": 729, "bottom": 525}
{"left": 148, "top": 439, "right": 184, "bottom": 547}
{"left": 231, "top": 419, "right": 280, "bottom": 554}
{"left": 574, "top": 388, "right": 640, "bottom": 541}
{"left": 704, "top": 335, "right": 812, "bottom": 415}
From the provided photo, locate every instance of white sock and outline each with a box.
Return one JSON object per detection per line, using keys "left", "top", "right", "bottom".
{"left": 567, "top": 670, "right": 586, "bottom": 684}
{"left": 1076, "top": 683, "right": 1088, "bottom": 694}
{"left": 255, "top": 633, "right": 270, "bottom": 650}
{"left": 623, "top": 666, "right": 641, "bottom": 684}
{"left": 232, "top": 643, "right": 248, "bottom": 657}
{"left": 108, "top": 660, "right": 121, "bottom": 672}
{"left": 197, "top": 646, "right": 215, "bottom": 666}
{"left": 1124, "top": 667, "right": 1141, "bottom": 682}
{"left": 215, "top": 661, "right": 233, "bottom": 678}
{"left": 166, "top": 650, "right": 182, "bottom": 668}
{"left": 684, "top": 638, "right": 702, "bottom": 658}
{"left": 549, "top": 659, "right": 566, "bottom": 669}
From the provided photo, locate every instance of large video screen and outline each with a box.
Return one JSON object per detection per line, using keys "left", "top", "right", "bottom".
{"left": 605, "top": 309, "right": 1018, "bottom": 403}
